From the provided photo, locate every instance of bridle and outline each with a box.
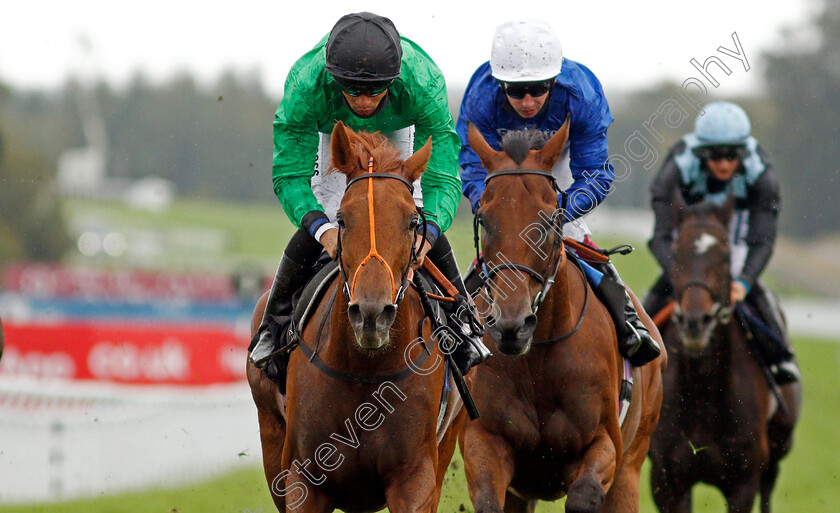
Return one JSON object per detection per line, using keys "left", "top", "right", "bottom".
{"left": 672, "top": 221, "right": 734, "bottom": 328}
{"left": 473, "top": 169, "right": 569, "bottom": 314}
{"left": 336, "top": 155, "right": 426, "bottom": 306}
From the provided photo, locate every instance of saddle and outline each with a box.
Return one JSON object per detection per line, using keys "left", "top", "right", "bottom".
{"left": 248, "top": 257, "right": 338, "bottom": 394}
{"left": 250, "top": 258, "right": 447, "bottom": 396}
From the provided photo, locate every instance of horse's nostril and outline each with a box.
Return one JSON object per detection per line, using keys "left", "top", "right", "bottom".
{"left": 348, "top": 303, "right": 363, "bottom": 329}
{"left": 377, "top": 304, "right": 397, "bottom": 331}
{"left": 520, "top": 314, "right": 538, "bottom": 337}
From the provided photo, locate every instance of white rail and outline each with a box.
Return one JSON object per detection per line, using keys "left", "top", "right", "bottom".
{"left": 0, "top": 378, "right": 262, "bottom": 504}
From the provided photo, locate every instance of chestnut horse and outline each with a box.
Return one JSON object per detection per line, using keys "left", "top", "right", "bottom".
{"left": 460, "top": 121, "right": 665, "bottom": 513}
{"left": 247, "top": 122, "right": 464, "bottom": 513}
{"left": 649, "top": 198, "right": 801, "bottom": 513}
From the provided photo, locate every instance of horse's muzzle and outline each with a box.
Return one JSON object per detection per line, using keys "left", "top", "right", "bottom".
{"left": 348, "top": 302, "right": 397, "bottom": 349}
{"left": 485, "top": 313, "right": 537, "bottom": 356}
{"left": 677, "top": 312, "right": 715, "bottom": 352}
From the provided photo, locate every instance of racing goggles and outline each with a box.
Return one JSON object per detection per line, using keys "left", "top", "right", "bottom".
{"left": 334, "top": 77, "right": 393, "bottom": 97}
{"left": 502, "top": 80, "right": 553, "bottom": 99}
{"left": 693, "top": 144, "right": 747, "bottom": 162}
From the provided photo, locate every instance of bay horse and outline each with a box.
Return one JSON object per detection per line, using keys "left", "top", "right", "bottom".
{"left": 247, "top": 121, "right": 464, "bottom": 513}
{"left": 461, "top": 121, "right": 665, "bottom": 513}
{"left": 648, "top": 197, "right": 801, "bottom": 513}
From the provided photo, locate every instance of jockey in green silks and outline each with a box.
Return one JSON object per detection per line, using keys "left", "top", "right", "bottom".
{"left": 249, "top": 12, "right": 489, "bottom": 378}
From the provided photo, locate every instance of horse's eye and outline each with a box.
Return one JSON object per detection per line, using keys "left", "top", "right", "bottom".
{"left": 409, "top": 216, "right": 420, "bottom": 230}
{"left": 336, "top": 214, "right": 345, "bottom": 228}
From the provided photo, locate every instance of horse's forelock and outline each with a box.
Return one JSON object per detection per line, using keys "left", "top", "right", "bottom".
{"left": 500, "top": 130, "right": 548, "bottom": 165}
{"left": 334, "top": 131, "right": 404, "bottom": 180}
{"left": 685, "top": 201, "right": 728, "bottom": 230}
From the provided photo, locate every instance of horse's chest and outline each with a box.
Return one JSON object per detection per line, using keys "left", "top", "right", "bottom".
{"left": 508, "top": 414, "right": 592, "bottom": 499}
{"left": 502, "top": 405, "right": 597, "bottom": 477}
{"left": 285, "top": 387, "right": 436, "bottom": 503}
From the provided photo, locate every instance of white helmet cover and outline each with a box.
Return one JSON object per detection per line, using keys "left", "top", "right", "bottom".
{"left": 490, "top": 20, "right": 563, "bottom": 82}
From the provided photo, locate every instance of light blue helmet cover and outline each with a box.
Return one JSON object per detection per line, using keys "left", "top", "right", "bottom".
{"left": 694, "top": 101, "right": 751, "bottom": 146}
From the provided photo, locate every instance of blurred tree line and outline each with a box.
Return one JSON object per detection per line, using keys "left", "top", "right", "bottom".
{"left": 764, "top": 1, "right": 840, "bottom": 236}
{"left": 0, "top": 84, "right": 73, "bottom": 263}
{"left": 0, "top": 0, "right": 837, "bottom": 263}
{"left": 606, "top": 1, "right": 840, "bottom": 238}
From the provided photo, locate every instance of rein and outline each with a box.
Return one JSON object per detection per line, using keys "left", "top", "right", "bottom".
{"left": 337, "top": 155, "right": 422, "bottom": 305}
{"left": 672, "top": 219, "right": 734, "bottom": 326}
{"left": 298, "top": 146, "right": 432, "bottom": 385}
{"left": 474, "top": 169, "right": 568, "bottom": 314}
{"left": 472, "top": 169, "right": 587, "bottom": 343}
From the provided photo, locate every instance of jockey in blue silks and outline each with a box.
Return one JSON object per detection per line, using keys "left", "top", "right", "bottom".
{"left": 456, "top": 20, "right": 660, "bottom": 366}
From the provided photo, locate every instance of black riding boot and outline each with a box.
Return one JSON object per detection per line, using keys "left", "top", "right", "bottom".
{"left": 747, "top": 283, "right": 800, "bottom": 385}
{"left": 428, "top": 235, "right": 491, "bottom": 375}
{"left": 596, "top": 262, "right": 661, "bottom": 367}
{"left": 249, "top": 254, "right": 313, "bottom": 369}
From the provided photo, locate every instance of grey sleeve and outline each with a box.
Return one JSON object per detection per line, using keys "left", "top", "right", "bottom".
{"left": 648, "top": 145, "right": 685, "bottom": 275}
{"left": 740, "top": 151, "right": 780, "bottom": 288}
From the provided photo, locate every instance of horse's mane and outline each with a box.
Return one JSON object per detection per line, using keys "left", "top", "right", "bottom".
{"left": 500, "top": 130, "right": 548, "bottom": 164}
{"left": 683, "top": 200, "right": 728, "bottom": 228}
{"left": 329, "top": 130, "right": 406, "bottom": 180}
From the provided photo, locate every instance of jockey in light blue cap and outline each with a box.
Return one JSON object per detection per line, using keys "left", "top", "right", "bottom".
{"left": 646, "top": 100, "right": 800, "bottom": 385}
{"left": 695, "top": 101, "right": 752, "bottom": 144}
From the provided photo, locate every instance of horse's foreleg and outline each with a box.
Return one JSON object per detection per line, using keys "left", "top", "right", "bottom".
{"left": 248, "top": 362, "right": 289, "bottom": 512}
{"left": 431, "top": 410, "right": 467, "bottom": 513}
{"left": 650, "top": 456, "right": 692, "bottom": 513}
{"left": 385, "top": 457, "right": 439, "bottom": 513}
{"left": 565, "top": 429, "right": 617, "bottom": 513}
{"left": 652, "top": 487, "right": 691, "bottom": 513}
{"left": 255, "top": 406, "right": 288, "bottom": 512}
{"left": 602, "top": 431, "right": 650, "bottom": 513}
{"left": 759, "top": 461, "right": 780, "bottom": 513}
{"left": 723, "top": 476, "right": 760, "bottom": 513}
{"left": 503, "top": 490, "right": 536, "bottom": 513}
{"left": 460, "top": 429, "right": 515, "bottom": 513}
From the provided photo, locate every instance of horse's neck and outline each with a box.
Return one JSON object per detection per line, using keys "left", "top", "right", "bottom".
{"left": 677, "top": 323, "right": 738, "bottom": 404}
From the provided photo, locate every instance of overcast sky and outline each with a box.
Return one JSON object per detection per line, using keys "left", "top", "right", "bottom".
{"left": 0, "top": 0, "right": 818, "bottom": 98}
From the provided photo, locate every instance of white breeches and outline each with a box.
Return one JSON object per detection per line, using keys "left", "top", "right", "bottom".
{"left": 311, "top": 126, "right": 423, "bottom": 224}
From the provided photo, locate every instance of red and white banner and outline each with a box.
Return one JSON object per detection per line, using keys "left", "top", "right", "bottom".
{"left": 2, "top": 263, "right": 243, "bottom": 302}
{"left": 0, "top": 321, "right": 250, "bottom": 385}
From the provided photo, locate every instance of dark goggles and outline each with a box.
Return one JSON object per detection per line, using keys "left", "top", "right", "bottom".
{"left": 693, "top": 145, "right": 747, "bottom": 161}
{"left": 501, "top": 80, "right": 553, "bottom": 99}
{"left": 334, "top": 77, "right": 393, "bottom": 97}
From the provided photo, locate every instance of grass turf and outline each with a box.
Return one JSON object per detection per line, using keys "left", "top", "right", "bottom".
{"left": 3, "top": 336, "right": 836, "bottom": 513}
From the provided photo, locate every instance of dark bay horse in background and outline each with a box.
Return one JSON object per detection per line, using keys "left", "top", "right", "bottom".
{"left": 460, "top": 121, "right": 665, "bottom": 513}
{"left": 649, "top": 198, "right": 801, "bottom": 513}
{"left": 247, "top": 122, "right": 464, "bottom": 513}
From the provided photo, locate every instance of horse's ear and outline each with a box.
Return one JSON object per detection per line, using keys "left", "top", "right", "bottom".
{"left": 331, "top": 121, "right": 357, "bottom": 176}
{"left": 672, "top": 188, "right": 689, "bottom": 223}
{"left": 403, "top": 136, "right": 432, "bottom": 183}
{"left": 715, "top": 192, "right": 736, "bottom": 226}
{"left": 537, "top": 114, "right": 570, "bottom": 169}
{"left": 467, "top": 121, "right": 502, "bottom": 168}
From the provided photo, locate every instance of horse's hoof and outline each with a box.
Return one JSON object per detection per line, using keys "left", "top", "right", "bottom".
{"left": 565, "top": 475, "right": 604, "bottom": 513}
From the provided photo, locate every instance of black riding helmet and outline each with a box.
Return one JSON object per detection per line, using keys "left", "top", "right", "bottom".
{"left": 325, "top": 12, "right": 402, "bottom": 84}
